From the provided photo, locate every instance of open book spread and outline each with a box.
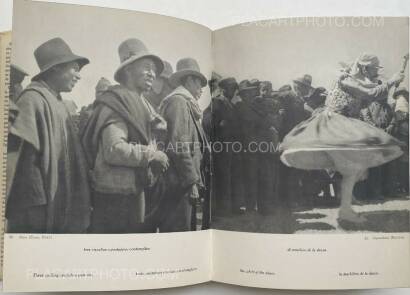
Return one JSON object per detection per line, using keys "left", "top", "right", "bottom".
{"left": 0, "top": 0, "right": 409, "bottom": 292}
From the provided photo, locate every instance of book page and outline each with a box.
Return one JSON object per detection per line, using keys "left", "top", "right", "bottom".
{"left": 0, "top": 31, "right": 11, "bottom": 282}
{"left": 211, "top": 16, "right": 410, "bottom": 289}
{"left": 2, "top": 0, "right": 212, "bottom": 291}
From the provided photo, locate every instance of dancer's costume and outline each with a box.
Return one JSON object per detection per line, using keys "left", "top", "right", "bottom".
{"left": 280, "top": 75, "right": 404, "bottom": 171}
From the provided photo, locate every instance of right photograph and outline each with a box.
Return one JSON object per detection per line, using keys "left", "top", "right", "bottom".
{"left": 209, "top": 17, "right": 410, "bottom": 234}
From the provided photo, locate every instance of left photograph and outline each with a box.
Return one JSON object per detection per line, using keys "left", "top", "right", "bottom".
{"left": 6, "top": 0, "right": 212, "bottom": 234}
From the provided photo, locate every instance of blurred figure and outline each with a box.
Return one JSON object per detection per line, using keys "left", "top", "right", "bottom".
{"left": 304, "top": 86, "right": 327, "bottom": 116}
{"left": 390, "top": 87, "right": 409, "bottom": 194}
{"left": 277, "top": 79, "right": 311, "bottom": 210}
{"left": 8, "top": 64, "right": 28, "bottom": 125}
{"left": 78, "top": 77, "right": 111, "bottom": 135}
{"left": 145, "top": 60, "right": 174, "bottom": 110}
{"left": 357, "top": 81, "right": 395, "bottom": 201}
{"left": 211, "top": 77, "right": 246, "bottom": 215}
{"left": 209, "top": 72, "right": 222, "bottom": 98}
{"left": 235, "top": 80, "right": 260, "bottom": 212}
{"left": 9, "top": 64, "right": 28, "bottom": 102}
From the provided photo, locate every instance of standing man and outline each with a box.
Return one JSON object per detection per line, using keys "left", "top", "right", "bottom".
{"left": 359, "top": 84, "right": 395, "bottom": 200}
{"left": 158, "top": 57, "right": 208, "bottom": 232}
{"left": 9, "top": 64, "right": 28, "bottom": 102}
{"left": 235, "top": 80, "right": 261, "bottom": 212}
{"left": 6, "top": 38, "right": 91, "bottom": 233}
{"left": 278, "top": 75, "right": 314, "bottom": 209}
{"left": 389, "top": 87, "right": 409, "bottom": 195}
{"left": 212, "top": 77, "right": 246, "bottom": 215}
{"left": 8, "top": 64, "right": 29, "bottom": 124}
{"left": 145, "top": 60, "right": 174, "bottom": 110}
{"left": 82, "top": 38, "right": 169, "bottom": 233}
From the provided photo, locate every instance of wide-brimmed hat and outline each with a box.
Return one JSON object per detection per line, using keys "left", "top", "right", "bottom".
{"left": 160, "top": 60, "right": 173, "bottom": 80}
{"left": 393, "top": 86, "right": 409, "bottom": 99}
{"left": 278, "top": 84, "right": 292, "bottom": 92}
{"left": 169, "top": 58, "right": 207, "bottom": 88}
{"left": 114, "top": 38, "right": 164, "bottom": 83}
{"left": 259, "top": 80, "right": 273, "bottom": 91}
{"left": 32, "top": 38, "right": 89, "bottom": 81}
{"left": 11, "top": 64, "right": 28, "bottom": 77}
{"left": 293, "top": 74, "right": 313, "bottom": 88}
{"left": 238, "top": 79, "right": 259, "bottom": 98}
{"left": 305, "top": 86, "right": 327, "bottom": 102}
{"left": 218, "top": 77, "right": 238, "bottom": 91}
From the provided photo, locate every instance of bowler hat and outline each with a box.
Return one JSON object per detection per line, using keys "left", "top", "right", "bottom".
{"left": 169, "top": 58, "right": 207, "bottom": 88}
{"left": 114, "top": 38, "right": 164, "bottom": 83}
{"left": 293, "top": 74, "right": 313, "bottom": 88}
{"left": 32, "top": 38, "right": 89, "bottom": 81}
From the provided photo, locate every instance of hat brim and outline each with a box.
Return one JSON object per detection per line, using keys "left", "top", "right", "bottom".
{"left": 11, "top": 64, "right": 29, "bottom": 76}
{"left": 293, "top": 79, "right": 314, "bottom": 89}
{"left": 114, "top": 54, "right": 164, "bottom": 83}
{"left": 393, "top": 89, "right": 409, "bottom": 98}
{"left": 32, "top": 54, "right": 89, "bottom": 81}
{"left": 238, "top": 86, "right": 259, "bottom": 96}
{"left": 169, "top": 70, "right": 207, "bottom": 88}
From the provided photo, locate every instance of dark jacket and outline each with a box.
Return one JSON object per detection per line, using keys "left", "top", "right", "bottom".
{"left": 7, "top": 81, "right": 91, "bottom": 233}
{"left": 81, "top": 85, "right": 158, "bottom": 195}
{"left": 159, "top": 86, "right": 207, "bottom": 189}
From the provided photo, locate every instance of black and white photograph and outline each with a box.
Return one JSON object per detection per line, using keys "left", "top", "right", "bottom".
{"left": 5, "top": 0, "right": 410, "bottom": 236}
{"left": 2, "top": 0, "right": 410, "bottom": 293}
{"left": 6, "top": 0, "right": 212, "bottom": 234}
{"left": 211, "top": 17, "right": 410, "bottom": 234}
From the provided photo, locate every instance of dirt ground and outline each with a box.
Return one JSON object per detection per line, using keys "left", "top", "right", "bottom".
{"left": 211, "top": 196, "right": 410, "bottom": 234}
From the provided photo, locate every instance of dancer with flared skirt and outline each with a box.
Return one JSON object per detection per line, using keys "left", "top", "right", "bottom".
{"left": 280, "top": 53, "right": 406, "bottom": 225}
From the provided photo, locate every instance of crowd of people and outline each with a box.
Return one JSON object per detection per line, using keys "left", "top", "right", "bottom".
{"left": 207, "top": 55, "right": 409, "bottom": 222}
{"left": 7, "top": 37, "right": 210, "bottom": 233}
{"left": 6, "top": 36, "right": 409, "bottom": 233}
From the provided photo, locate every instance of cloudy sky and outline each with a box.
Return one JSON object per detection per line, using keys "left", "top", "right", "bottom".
{"left": 11, "top": 1, "right": 409, "bottom": 110}
{"left": 12, "top": 0, "right": 213, "bottom": 109}
{"left": 214, "top": 17, "right": 409, "bottom": 98}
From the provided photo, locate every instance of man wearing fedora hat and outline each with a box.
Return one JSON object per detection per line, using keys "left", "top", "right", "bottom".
{"left": 82, "top": 38, "right": 169, "bottom": 233}
{"left": 276, "top": 79, "right": 310, "bottom": 210}
{"left": 145, "top": 60, "right": 174, "bottom": 110}
{"left": 6, "top": 38, "right": 91, "bottom": 233}
{"left": 157, "top": 57, "right": 209, "bottom": 232}
{"left": 209, "top": 77, "right": 247, "bottom": 216}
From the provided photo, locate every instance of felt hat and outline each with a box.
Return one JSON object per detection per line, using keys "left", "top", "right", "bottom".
{"left": 218, "top": 77, "right": 238, "bottom": 91}
{"left": 160, "top": 60, "right": 173, "bottom": 79}
{"left": 169, "top": 58, "right": 207, "bottom": 88}
{"left": 293, "top": 74, "right": 313, "bottom": 88}
{"left": 114, "top": 38, "right": 164, "bottom": 83}
{"left": 11, "top": 64, "right": 28, "bottom": 77}
{"left": 32, "top": 38, "right": 89, "bottom": 81}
